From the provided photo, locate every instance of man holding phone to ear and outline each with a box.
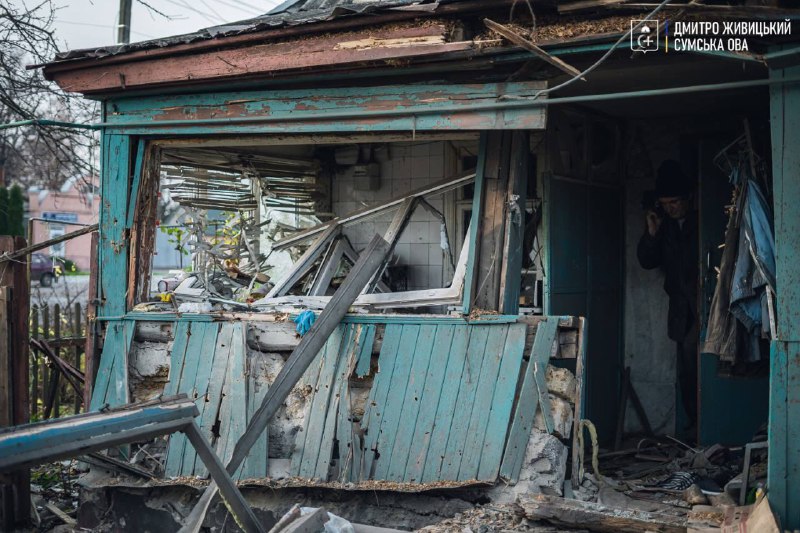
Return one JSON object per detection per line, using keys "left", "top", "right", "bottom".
{"left": 637, "top": 160, "right": 699, "bottom": 431}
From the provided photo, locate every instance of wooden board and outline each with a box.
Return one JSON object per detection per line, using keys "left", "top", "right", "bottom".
{"left": 164, "top": 322, "right": 219, "bottom": 476}
{"left": 499, "top": 317, "right": 559, "bottom": 482}
{"left": 101, "top": 82, "right": 548, "bottom": 135}
{"left": 517, "top": 494, "right": 687, "bottom": 533}
{"left": 89, "top": 320, "right": 136, "bottom": 411}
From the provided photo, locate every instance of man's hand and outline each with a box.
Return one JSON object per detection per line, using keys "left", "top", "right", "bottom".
{"left": 646, "top": 210, "right": 662, "bottom": 237}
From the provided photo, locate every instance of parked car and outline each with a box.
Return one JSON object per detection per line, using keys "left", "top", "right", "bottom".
{"left": 31, "top": 253, "right": 59, "bottom": 287}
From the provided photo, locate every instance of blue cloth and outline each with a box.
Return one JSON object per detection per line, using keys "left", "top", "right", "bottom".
{"left": 729, "top": 179, "right": 776, "bottom": 361}
{"left": 293, "top": 310, "right": 317, "bottom": 336}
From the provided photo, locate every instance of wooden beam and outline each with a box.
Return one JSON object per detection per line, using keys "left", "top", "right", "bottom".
{"left": 180, "top": 234, "right": 391, "bottom": 533}
{"left": 309, "top": 239, "right": 346, "bottom": 296}
{"left": 484, "top": 19, "right": 583, "bottom": 79}
{"left": 183, "top": 422, "right": 264, "bottom": 533}
{"left": 275, "top": 173, "right": 475, "bottom": 251}
{"left": 363, "top": 196, "right": 418, "bottom": 294}
{"left": 0, "top": 236, "right": 30, "bottom": 528}
{"left": 0, "top": 225, "right": 97, "bottom": 263}
{"left": 517, "top": 494, "right": 687, "bottom": 533}
{"left": 84, "top": 231, "right": 99, "bottom": 408}
{"left": 266, "top": 225, "right": 340, "bottom": 298}
{"left": 47, "top": 24, "right": 470, "bottom": 94}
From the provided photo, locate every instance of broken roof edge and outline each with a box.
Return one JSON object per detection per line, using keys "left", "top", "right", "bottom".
{"left": 39, "top": 0, "right": 516, "bottom": 70}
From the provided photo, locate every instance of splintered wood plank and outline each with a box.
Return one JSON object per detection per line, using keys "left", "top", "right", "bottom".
{"left": 499, "top": 318, "right": 560, "bottom": 482}
{"left": 294, "top": 327, "right": 344, "bottom": 479}
{"left": 193, "top": 323, "right": 235, "bottom": 478}
{"left": 458, "top": 324, "right": 510, "bottom": 481}
{"left": 240, "top": 336, "right": 270, "bottom": 480}
{"left": 165, "top": 322, "right": 217, "bottom": 476}
{"left": 217, "top": 323, "right": 248, "bottom": 475}
{"left": 384, "top": 324, "right": 436, "bottom": 481}
{"left": 439, "top": 325, "right": 491, "bottom": 480}
{"left": 182, "top": 323, "right": 222, "bottom": 476}
{"left": 355, "top": 325, "right": 376, "bottom": 378}
{"left": 372, "top": 325, "right": 421, "bottom": 480}
{"left": 531, "top": 319, "right": 560, "bottom": 435}
{"left": 163, "top": 321, "right": 191, "bottom": 397}
{"left": 405, "top": 325, "right": 456, "bottom": 483}
{"left": 477, "top": 322, "right": 527, "bottom": 481}
{"left": 314, "top": 324, "right": 359, "bottom": 481}
{"left": 336, "top": 325, "right": 362, "bottom": 481}
{"left": 90, "top": 320, "right": 136, "bottom": 411}
{"left": 359, "top": 324, "right": 403, "bottom": 480}
{"left": 421, "top": 325, "right": 471, "bottom": 483}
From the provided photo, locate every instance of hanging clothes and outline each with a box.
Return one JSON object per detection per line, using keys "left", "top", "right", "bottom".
{"left": 703, "top": 173, "right": 776, "bottom": 364}
{"left": 729, "top": 179, "right": 776, "bottom": 362}
{"left": 702, "top": 193, "right": 742, "bottom": 363}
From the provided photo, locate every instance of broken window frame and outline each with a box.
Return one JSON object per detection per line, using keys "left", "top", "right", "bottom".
{"left": 260, "top": 171, "right": 476, "bottom": 310}
{"left": 127, "top": 134, "right": 482, "bottom": 313}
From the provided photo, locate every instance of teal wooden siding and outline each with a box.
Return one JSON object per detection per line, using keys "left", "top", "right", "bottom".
{"left": 768, "top": 60, "right": 800, "bottom": 529}
{"left": 89, "top": 320, "right": 136, "bottom": 411}
{"left": 289, "top": 321, "right": 529, "bottom": 484}
{"left": 93, "top": 314, "right": 568, "bottom": 485}
{"left": 98, "top": 134, "right": 133, "bottom": 318}
{"left": 102, "top": 82, "right": 547, "bottom": 135}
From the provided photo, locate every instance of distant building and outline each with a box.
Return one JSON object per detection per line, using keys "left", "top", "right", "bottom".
{"left": 27, "top": 176, "right": 99, "bottom": 271}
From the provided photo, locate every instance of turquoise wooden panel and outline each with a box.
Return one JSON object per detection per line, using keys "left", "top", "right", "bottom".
{"left": 182, "top": 322, "right": 223, "bottom": 474}
{"left": 163, "top": 321, "right": 191, "bottom": 397}
{"left": 217, "top": 323, "right": 247, "bottom": 476}
{"left": 499, "top": 318, "right": 558, "bottom": 482}
{"left": 360, "top": 324, "right": 403, "bottom": 479}
{"left": 313, "top": 325, "right": 357, "bottom": 479}
{"left": 194, "top": 323, "right": 234, "bottom": 478}
{"left": 355, "top": 325, "right": 376, "bottom": 378}
{"left": 165, "top": 322, "right": 219, "bottom": 476}
{"left": 405, "top": 325, "right": 456, "bottom": 483}
{"left": 769, "top": 60, "right": 800, "bottom": 530}
{"left": 240, "top": 351, "right": 270, "bottom": 480}
{"left": 103, "top": 82, "right": 547, "bottom": 135}
{"left": 439, "top": 326, "right": 490, "bottom": 480}
{"left": 458, "top": 325, "right": 511, "bottom": 481}
{"left": 98, "top": 134, "right": 131, "bottom": 318}
{"left": 770, "top": 64, "right": 800, "bottom": 342}
{"left": 385, "top": 325, "right": 436, "bottom": 481}
{"left": 293, "top": 327, "right": 344, "bottom": 479}
{"left": 89, "top": 320, "right": 135, "bottom": 411}
{"left": 530, "top": 319, "right": 559, "bottom": 434}
{"left": 462, "top": 133, "right": 489, "bottom": 315}
{"left": 421, "top": 325, "right": 471, "bottom": 483}
{"left": 371, "top": 325, "right": 420, "bottom": 480}
{"left": 477, "top": 323, "right": 527, "bottom": 480}
{"left": 126, "top": 139, "right": 145, "bottom": 228}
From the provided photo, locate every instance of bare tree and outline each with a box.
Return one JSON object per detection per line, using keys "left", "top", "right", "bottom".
{"left": 0, "top": 0, "right": 99, "bottom": 189}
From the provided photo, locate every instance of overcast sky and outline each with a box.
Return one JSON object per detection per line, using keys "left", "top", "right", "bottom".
{"left": 46, "top": 0, "right": 283, "bottom": 52}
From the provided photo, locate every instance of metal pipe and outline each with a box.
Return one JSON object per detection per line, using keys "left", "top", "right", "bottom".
{"left": 97, "top": 75, "right": 800, "bottom": 130}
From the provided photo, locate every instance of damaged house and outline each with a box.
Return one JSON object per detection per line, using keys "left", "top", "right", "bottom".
{"left": 23, "top": 0, "right": 800, "bottom": 530}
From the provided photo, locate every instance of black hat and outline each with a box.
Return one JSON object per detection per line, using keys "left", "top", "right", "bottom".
{"left": 655, "top": 160, "right": 691, "bottom": 198}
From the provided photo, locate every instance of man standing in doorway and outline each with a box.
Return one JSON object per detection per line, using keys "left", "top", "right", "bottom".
{"left": 637, "top": 160, "right": 699, "bottom": 430}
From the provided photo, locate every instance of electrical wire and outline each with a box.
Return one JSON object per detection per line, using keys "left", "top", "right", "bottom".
{"left": 529, "top": 0, "right": 674, "bottom": 100}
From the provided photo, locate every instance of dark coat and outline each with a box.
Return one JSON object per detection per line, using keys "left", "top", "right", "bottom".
{"left": 637, "top": 212, "right": 699, "bottom": 342}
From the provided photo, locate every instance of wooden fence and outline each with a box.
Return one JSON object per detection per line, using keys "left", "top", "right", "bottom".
{"left": 29, "top": 303, "right": 86, "bottom": 420}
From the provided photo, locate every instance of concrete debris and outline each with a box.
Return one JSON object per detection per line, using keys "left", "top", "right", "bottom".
{"left": 417, "top": 503, "right": 589, "bottom": 533}
{"left": 534, "top": 394, "right": 574, "bottom": 440}
{"left": 545, "top": 365, "right": 577, "bottom": 403}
